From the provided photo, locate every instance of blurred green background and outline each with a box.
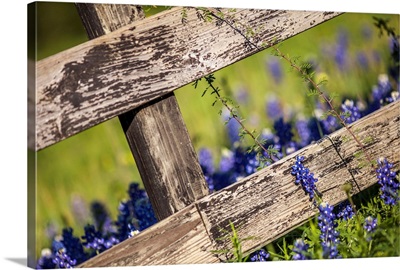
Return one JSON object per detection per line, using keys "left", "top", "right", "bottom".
{"left": 32, "top": 2, "right": 399, "bottom": 259}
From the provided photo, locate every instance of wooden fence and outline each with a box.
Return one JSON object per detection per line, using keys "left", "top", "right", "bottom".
{"left": 28, "top": 3, "right": 399, "bottom": 268}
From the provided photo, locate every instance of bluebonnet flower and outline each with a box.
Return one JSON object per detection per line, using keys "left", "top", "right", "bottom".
{"left": 376, "top": 157, "right": 399, "bottom": 206}
{"left": 81, "top": 224, "right": 106, "bottom": 253}
{"left": 36, "top": 248, "right": 56, "bottom": 269}
{"left": 292, "top": 239, "right": 310, "bottom": 260}
{"left": 306, "top": 117, "right": 324, "bottom": 142}
{"left": 198, "top": 148, "right": 215, "bottom": 176}
{"left": 296, "top": 119, "right": 311, "bottom": 147}
{"left": 318, "top": 202, "right": 341, "bottom": 259}
{"left": 285, "top": 141, "right": 299, "bottom": 156}
{"left": 313, "top": 101, "right": 338, "bottom": 134}
{"left": 115, "top": 200, "right": 136, "bottom": 241}
{"left": 222, "top": 109, "right": 241, "bottom": 146}
{"left": 356, "top": 51, "right": 369, "bottom": 70}
{"left": 219, "top": 148, "right": 235, "bottom": 173}
{"left": 128, "top": 183, "right": 157, "bottom": 230}
{"left": 260, "top": 128, "right": 275, "bottom": 145}
{"left": 90, "top": 201, "right": 114, "bottom": 234}
{"left": 52, "top": 248, "right": 77, "bottom": 269}
{"left": 291, "top": 156, "right": 319, "bottom": 201}
{"left": 249, "top": 249, "right": 270, "bottom": 262}
{"left": 273, "top": 117, "right": 293, "bottom": 146}
{"left": 372, "top": 50, "right": 381, "bottom": 64}
{"left": 265, "top": 95, "right": 283, "bottom": 120}
{"left": 320, "top": 114, "right": 339, "bottom": 134}
{"left": 364, "top": 216, "right": 378, "bottom": 233}
{"left": 127, "top": 224, "right": 140, "bottom": 238}
{"left": 127, "top": 183, "right": 147, "bottom": 203}
{"left": 234, "top": 86, "right": 249, "bottom": 105}
{"left": 385, "top": 91, "right": 400, "bottom": 104}
{"left": 336, "top": 201, "right": 355, "bottom": 221}
{"left": 61, "top": 228, "right": 87, "bottom": 264}
{"left": 51, "top": 238, "right": 77, "bottom": 268}
{"left": 266, "top": 57, "right": 283, "bottom": 84}
{"left": 233, "top": 147, "right": 259, "bottom": 178}
{"left": 103, "top": 235, "right": 119, "bottom": 249}
{"left": 212, "top": 171, "right": 236, "bottom": 191}
{"left": 45, "top": 222, "right": 58, "bottom": 240}
{"left": 133, "top": 196, "right": 157, "bottom": 231}
{"left": 370, "top": 74, "right": 393, "bottom": 111}
{"left": 198, "top": 147, "right": 216, "bottom": 192}
{"left": 335, "top": 29, "right": 349, "bottom": 71}
{"left": 71, "top": 194, "right": 89, "bottom": 226}
{"left": 340, "top": 99, "right": 361, "bottom": 124}
{"left": 204, "top": 174, "right": 215, "bottom": 193}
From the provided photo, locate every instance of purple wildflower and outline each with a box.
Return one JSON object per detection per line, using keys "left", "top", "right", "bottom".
{"left": 335, "top": 29, "right": 349, "bottom": 71}
{"left": 234, "top": 86, "right": 249, "bottom": 105}
{"left": 222, "top": 109, "right": 241, "bottom": 146}
{"left": 292, "top": 239, "right": 311, "bottom": 260}
{"left": 273, "top": 117, "right": 293, "bottom": 146}
{"left": 296, "top": 119, "right": 311, "bottom": 147}
{"left": 291, "top": 156, "right": 319, "bottom": 201}
{"left": 52, "top": 248, "right": 77, "bottom": 269}
{"left": 61, "top": 228, "right": 87, "bottom": 264}
{"left": 356, "top": 51, "right": 369, "bottom": 70}
{"left": 364, "top": 216, "right": 378, "bottom": 242}
{"left": 266, "top": 57, "right": 283, "bottom": 84}
{"left": 81, "top": 224, "right": 106, "bottom": 252}
{"left": 265, "top": 95, "right": 283, "bottom": 120}
{"left": 376, "top": 157, "right": 399, "bottom": 206}
{"left": 249, "top": 249, "right": 270, "bottom": 262}
{"left": 198, "top": 148, "right": 215, "bottom": 176}
{"left": 336, "top": 201, "right": 355, "bottom": 221}
{"left": 340, "top": 99, "right": 361, "bottom": 124}
{"left": 318, "top": 202, "right": 341, "bottom": 259}
{"left": 36, "top": 249, "right": 56, "bottom": 269}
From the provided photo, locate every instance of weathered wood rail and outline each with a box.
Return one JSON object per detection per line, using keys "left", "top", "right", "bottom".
{"left": 79, "top": 100, "right": 399, "bottom": 267}
{"left": 33, "top": 7, "right": 341, "bottom": 151}
{"left": 28, "top": 2, "right": 399, "bottom": 269}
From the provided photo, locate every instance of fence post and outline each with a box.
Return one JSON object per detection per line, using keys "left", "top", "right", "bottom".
{"left": 75, "top": 3, "right": 209, "bottom": 221}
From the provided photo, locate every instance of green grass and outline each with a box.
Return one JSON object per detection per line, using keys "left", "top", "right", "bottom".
{"left": 33, "top": 2, "right": 399, "bottom": 259}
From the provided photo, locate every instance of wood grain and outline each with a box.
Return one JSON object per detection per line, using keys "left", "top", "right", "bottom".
{"left": 196, "top": 100, "right": 400, "bottom": 259}
{"left": 78, "top": 204, "right": 219, "bottom": 267}
{"left": 35, "top": 7, "right": 341, "bottom": 150}
{"left": 77, "top": 101, "right": 399, "bottom": 266}
{"left": 76, "top": 3, "right": 209, "bottom": 221}
{"left": 119, "top": 93, "right": 210, "bottom": 220}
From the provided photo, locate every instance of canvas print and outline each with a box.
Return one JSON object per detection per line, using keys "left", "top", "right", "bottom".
{"left": 28, "top": 1, "right": 399, "bottom": 269}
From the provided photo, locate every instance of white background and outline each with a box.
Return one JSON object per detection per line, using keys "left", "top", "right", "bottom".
{"left": 1, "top": 0, "right": 399, "bottom": 269}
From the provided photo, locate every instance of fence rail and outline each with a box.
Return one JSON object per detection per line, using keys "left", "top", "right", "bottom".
{"left": 79, "top": 100, "right": 399, "bottom": 267}
{"left": 29, "top": 3, "right": 399, "bottom": 269}
{"left": 33, "top": 7, "right": 341, "bottom": 150}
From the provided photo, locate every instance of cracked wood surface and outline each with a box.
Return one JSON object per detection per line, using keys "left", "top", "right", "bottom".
{"left": 78, "top": 101, "right": 399, "bottom": 266}
{"left": 197, "top": 100, "right": 400, "bottom": 257}
{"left": 75, "top": 3, "right": 209, "bottom": 221}
{"left": 34, "top": 7, "right": 341, "bottom": 150}
{"left": 79, "top": 204, "right": 219, "bottom": 267}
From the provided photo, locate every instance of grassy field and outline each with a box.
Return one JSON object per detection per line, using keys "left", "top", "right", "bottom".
{"left": 33, "top": 3, "right": 399, "bottom": 259}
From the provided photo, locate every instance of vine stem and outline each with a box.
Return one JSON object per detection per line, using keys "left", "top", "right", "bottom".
{"left": 271, "top": 46, "right": 373, "bottom": 167}
{"left": 205, "top": 8, "right": 374, "bottom": 169}
{"left": 206, "top": 79, "right": 270, "bottom": 155}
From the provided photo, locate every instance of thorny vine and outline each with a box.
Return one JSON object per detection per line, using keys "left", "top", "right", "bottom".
{"left": 192, "top": 7, "right": 376, "bottom": 170}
